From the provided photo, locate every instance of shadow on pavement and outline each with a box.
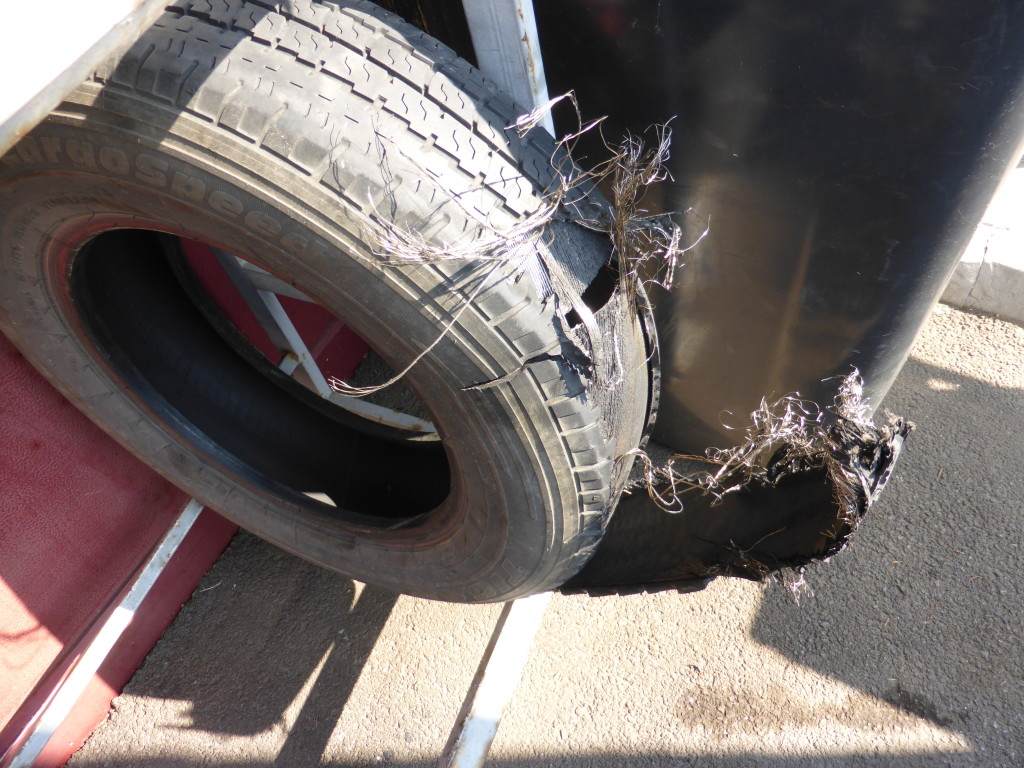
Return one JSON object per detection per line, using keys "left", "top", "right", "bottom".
{"left": 121, "top": 533, "right": 397, "bottom": 759}
{"left": 750, "top": 352, "right": 1024, "bottom": 747}
{"left": 71, "top": 313, "right": 1023, "bottom": 768}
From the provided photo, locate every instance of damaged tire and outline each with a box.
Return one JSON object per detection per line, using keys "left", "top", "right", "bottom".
{"left": 0, "top": 0, "right": 650, "bottom": 601}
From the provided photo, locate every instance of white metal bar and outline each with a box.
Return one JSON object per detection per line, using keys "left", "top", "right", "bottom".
{"left": 233, "top": 261, "right": 315, "bottom": 303}
{"left": 212, "top": 250, "right": 296, "bottom": 357}
{"left": 260, "top": 292, "right": 438, "bottom": 433}
{"left": 6, "top": 500, "right": 205, "bottom": 768}
{"left": 257, "top": 290, "right": 336, "bottom": 399}
{"left": 272, "top": 331, "right": 436, "bottom": 433}
{"left": 322, "top": 395, "right": 437, "bottom": 434}
{"left": 438, "top": 591, "right": 552, "bottom": 768}
{"left": 461, "top": 0, "right": 554, "bottom": 135}
{"left": 0, "top": 0, "right": 170, "bottom": 157}
{"left": 278, "top": 351, "right": 301, "bottom": 377}
{"left": 215, "top": 249, "right": 339, "bottom": 399}
{"left": 215, "top": 250, "right": 437, "bottom": 434}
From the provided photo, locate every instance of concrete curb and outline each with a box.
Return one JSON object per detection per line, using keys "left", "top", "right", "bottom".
{"left": 942, "top": 168, "right": 1024, "bottom": 324}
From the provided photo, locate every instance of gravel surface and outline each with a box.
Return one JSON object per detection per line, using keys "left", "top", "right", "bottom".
{"left": 70, "top": 305, "right": 1024, "bottom": 767}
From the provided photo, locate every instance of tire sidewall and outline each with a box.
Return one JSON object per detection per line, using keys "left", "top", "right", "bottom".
{"left": 0, "top": 115, "right": 578, "bottom": 602}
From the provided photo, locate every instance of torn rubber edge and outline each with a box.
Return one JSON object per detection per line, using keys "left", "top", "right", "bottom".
{"left": 561, "top": 372, "right": 914, "bottom": 596}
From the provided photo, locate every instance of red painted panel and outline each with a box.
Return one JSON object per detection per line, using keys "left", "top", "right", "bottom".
{"left": 0, "top": 335, "right": 190, "bottom": 748}
{"left": 179, "top": 239, "right": 370, "bottom": 382}
{"left": 34, "top": 510, "right": 237, "bottom": 768}
{"left": 1, "top": 237, "right": 375, "bottom": 761}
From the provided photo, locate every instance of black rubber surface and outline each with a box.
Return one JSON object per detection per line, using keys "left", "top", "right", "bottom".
{"left": 0, "top": 0, "right": 649, "bottom": 601}
{"left": 75, "top": 229, "right": 449, "bottom": 517}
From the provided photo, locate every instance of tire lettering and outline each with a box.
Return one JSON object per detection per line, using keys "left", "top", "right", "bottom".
{"left": 280, "top": 233, "right": 328, "bottom": 262}
{"left": 135, "top": 154, "right": 169, "bottom": 186}
{"left": 210, "top": 190, "right": 242, "bottom": 218}
{"left": 66, "top": 139, "right": 97, "bottom": 170}
{"left": 171, "top": 171, "right": 205, "bottom": 202}
{"left": 98, "top": 147, "right": 131, "bottom": 176}
{"left": 243, "top": 210, "right": 281, "bottom": 238}
{"left": 8, "top": 136, "right": 330, "bottom": 266}
{"left": 280, "top": 232, "right": 308, "bottom": 255}
{"left": 40, "top": 136, "right": 63, "bottom": 164}
{"left": 14, "top": 137, "right": 43, "bottom": 164}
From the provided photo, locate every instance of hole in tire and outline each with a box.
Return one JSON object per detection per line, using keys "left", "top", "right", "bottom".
{"left": 565, "top": 260, "right": 619, "bottom": 328}
{"left": 69, "top": 229, "right": 450, "bottom": 525}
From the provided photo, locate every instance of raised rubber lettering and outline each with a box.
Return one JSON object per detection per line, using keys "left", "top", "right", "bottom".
{"left": 135, "top": 154, "right": 169, "bottom": 186}
{"left": 98, "top": 147, "right": 131, "bottom": 176}
{"left": 7, "top": 135, "right": 334, "bottom": 271}
{"left": 243, "top": 210, "right": 281, "bottom": 238}
{"left": 210, "top": 190, "right": 243, "bottom": 218}
{"left": 279, "top": 232, "right": 308, "bottom": 255}
{"left": 66, "top": 140, "right": 97, "bottom": 171}
{"left": 15, "top": 137, "right": 43, "bottom": 164}
{"left": 40, "top": 136, "right": 63, "bottom": 164}
{"left": 170, "top": 171, "right": 205, "bottom": 202}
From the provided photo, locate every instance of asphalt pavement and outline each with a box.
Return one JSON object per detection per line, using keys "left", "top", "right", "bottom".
{"left": 67, "top": 169, "right": 1024, "bottom": 768}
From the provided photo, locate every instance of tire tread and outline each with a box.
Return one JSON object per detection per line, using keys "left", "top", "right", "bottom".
{"left": 71, "top": 0, "right": 644, "bottom": 598}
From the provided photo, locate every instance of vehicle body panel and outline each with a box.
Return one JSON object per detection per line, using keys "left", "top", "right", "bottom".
{"left": 531, "top": 0, "right": 1024, "bottom": 450}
